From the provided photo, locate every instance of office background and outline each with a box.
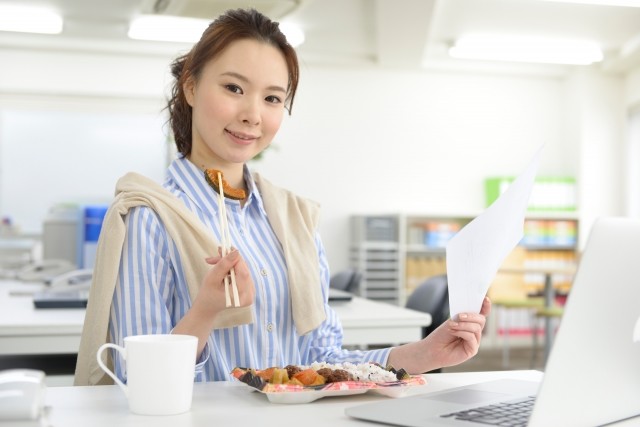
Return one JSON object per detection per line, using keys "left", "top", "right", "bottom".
{"left": 0, "top": 0, "right": 638, "bottom": 275}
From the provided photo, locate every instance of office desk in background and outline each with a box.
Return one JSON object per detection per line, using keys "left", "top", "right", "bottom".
{"left": 498, "top": 266, "right": 575, "bottom": 364}
{"left": 332, "top": 296, "right": 431, "bottom": 347}
{"left": 0, "top": 280, "right": 83, "bottom": 356}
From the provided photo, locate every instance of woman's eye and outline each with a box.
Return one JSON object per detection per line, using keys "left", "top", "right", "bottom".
{"left": 265, "top": 95, "right": 282, "bottom": 104}
{"left": 225, "top": 84, "right": 243, "bottom": 94}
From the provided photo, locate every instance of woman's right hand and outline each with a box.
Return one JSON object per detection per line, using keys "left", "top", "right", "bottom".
{"left": 173, "top": 248, "right": 255, "bottom": 358}
{"left": 199, "top": 248, "right": 256, "bottom": 316}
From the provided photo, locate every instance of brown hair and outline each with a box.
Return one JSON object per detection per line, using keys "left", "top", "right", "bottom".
{"left": 166, "top": 8, "right": 300, "bottom": 156}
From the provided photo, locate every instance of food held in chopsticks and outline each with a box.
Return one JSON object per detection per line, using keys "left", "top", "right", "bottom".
{"left": 204, "top": 168, "right": 246, "bottom": 200}
{"left": 204, "top": 167, "right": 241, "bottom": 307}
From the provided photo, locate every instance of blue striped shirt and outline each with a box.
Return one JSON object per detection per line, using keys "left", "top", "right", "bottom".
{"left": 109, "top": 156, "right": 391, "bottom": 382}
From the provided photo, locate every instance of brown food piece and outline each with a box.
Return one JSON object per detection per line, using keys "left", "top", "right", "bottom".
{"left": 328, "top": 369, "right": 352, "bottom": 383}
{"left": 292, "top": 368, "right": 325, "bottom": 386}
{"left": 285, "top": 364, "right": 302, "bottom": 379}
{"left": 316, "top": 368, "right": 333, "bottom": 381}
{"left": 204, "top": 168, "right": 246, "bottom": 200}
{"left": 316, "top": 368, "right": 352, "bottom": 383}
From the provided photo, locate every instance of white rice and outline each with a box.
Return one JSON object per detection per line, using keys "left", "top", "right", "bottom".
{"left": 306, "top": 361, "right": 398, "bottom": 383}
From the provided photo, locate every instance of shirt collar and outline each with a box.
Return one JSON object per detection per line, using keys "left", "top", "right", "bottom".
{"left": 166, "top": 156, "right": 267, "bottom": 216}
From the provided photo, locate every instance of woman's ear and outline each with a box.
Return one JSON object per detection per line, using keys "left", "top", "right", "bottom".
{"left": 183, "top": 77, "right": 195, "bottom": 107}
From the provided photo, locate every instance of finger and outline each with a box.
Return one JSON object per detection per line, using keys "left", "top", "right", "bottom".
{"left": 455, "top": 312, "right": 486, "bottom": 327}
{"left": 450, "top": 322, "right": 482, "bottom": 337}
{"left": 208, "top": 250, "right": 240, "bottom": 284}
{"left": 448, "top": 321, "right": 481, "bottom": 344}
{"left": 450, "top": 316, "right": 484, "bottom": 342}
{"left": 231, "top": 255, "right": 250, "bottom": 279}
{"left": 450, "top": 330, "right": 480, "bottom": 354}
{"left": 480, "top": 296, "right": 492, "bottom": 316}
{"left": 230, "top": 254, "right": 253, "bottom": 290}
{"left": 205, "top": 255, "right": 222, "bottom": 265}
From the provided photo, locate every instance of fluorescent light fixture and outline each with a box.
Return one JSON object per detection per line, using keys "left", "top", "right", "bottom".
{"left": 535, "top": 0, "right": 640, "bottom": 6}
{"left": 0, "top": 5, "right": 63, "bottom": 35}
{"left": 129, "top": 15, "right": 306, "bottom": 47}
{"left": 128, "top": 15, "right": 210, "bottom": 43}
{"left": 279, "top": 22, "right": 305, "bottom": 47}
{"left": 449, "top": 34, "right": 603, "bottom": 65}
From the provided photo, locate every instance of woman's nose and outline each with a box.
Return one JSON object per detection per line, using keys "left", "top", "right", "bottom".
{"left": 240, "top": 98, "right": 261, "bottom": 125}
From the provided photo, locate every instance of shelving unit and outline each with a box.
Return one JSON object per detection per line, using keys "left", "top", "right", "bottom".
{"left": 350, "top": 213, "right": 580, "bottom": 337}
{"left": 350, "top": 177, "right": 579, "bottom": 348}
{"left": 349, "top": 215, "right": 402, "bottom": 305}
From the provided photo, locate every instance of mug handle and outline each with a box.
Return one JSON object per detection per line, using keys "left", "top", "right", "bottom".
{"left": 96, "top": 343, "right": 128, "bottom": 397}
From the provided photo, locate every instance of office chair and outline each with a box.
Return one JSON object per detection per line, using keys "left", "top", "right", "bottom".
{"left": 329, "top": 269, "right": 362, "bottom": 293}
{"left": 405, "top": 274, "right": 450, "bottom": 338}
{"left": 405, "top": 274, "right": 450, "bottom": 373}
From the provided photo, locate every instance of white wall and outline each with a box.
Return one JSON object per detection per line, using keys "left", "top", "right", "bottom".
{"left": 625, "top": 69, "right": 640, "bottom": 217}
{"left": 0, "top": 46, "right": 632, "bottom": 273}
{"left": 254, "top": 65, "right": 574, "bottom": 269}
{"left": 627, "top": 68, "right": 640, "bottom": 108}
{"left": 564, "top": 70, "right": 625, "bottom": 247}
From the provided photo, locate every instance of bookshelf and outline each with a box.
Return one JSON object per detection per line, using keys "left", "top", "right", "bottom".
{"left": 350, "top": 213, "right": 579, "bottom": 348}
{"left": 350, "top": 177, "right": 579, "bottom": 347}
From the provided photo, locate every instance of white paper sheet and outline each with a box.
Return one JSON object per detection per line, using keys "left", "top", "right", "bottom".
{"left": 446, "top": 146, "right": 542, "bottom": 318}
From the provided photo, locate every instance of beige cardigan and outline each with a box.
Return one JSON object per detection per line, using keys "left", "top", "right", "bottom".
{"left": 74, "top": 172, "right": 326, "bottom": 386}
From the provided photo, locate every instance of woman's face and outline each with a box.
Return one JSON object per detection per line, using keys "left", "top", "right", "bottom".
{"left": 185, "top": 38, "right": 289, "bottom": 168}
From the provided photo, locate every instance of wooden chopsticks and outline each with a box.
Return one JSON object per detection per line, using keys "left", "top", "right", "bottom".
{"left": 217, "top": 171, "right": 240, "bottom": 307}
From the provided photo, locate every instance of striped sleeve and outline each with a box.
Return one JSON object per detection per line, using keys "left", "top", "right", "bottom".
{"left": 300, "top": 233, "right": 392, "bottom": 367}
{"left": 109, "top": 206, "right": 176, "bottom": 382}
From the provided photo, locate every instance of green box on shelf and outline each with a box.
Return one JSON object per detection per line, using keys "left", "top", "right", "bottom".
{"left": 485, "top": 177, "right": 514, "bottom": 207}
{"left": 484, "top": 176, "right": 577, "bottom": 211}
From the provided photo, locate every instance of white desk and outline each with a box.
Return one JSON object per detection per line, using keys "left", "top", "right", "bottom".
{"left": 0, "top": 281, "right": 83, "bottom": 355}
{"left": 20, "top": 371, "right": 537, "bottom": 427}
{"left": 29, "top": 370, "right": 640, "bottom": 427}
{"left": 332, "top": 296, "right": 431, "bottom": 346}
{"left": 0, "top": 281, "right": 431, "bottom": 355}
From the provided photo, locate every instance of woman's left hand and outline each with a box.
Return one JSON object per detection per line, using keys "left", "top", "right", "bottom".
{"left": 422, "top": 296, "right": 492, "bottom": 369}
{"left": 387, "top": 296, "right": 491, "bottom": 374}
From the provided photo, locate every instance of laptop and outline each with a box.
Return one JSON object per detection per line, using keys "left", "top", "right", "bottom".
{"left": 346, "top": 217, "right": 640, "bottom": 426}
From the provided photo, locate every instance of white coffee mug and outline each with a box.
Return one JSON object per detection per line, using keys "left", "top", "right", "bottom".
{"left": 96, "top": 334, "right": 198, "bottom": 416}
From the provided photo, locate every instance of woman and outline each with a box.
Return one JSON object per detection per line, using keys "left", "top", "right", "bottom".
{"left": 75, "top": 8, "right": 490, "bottom": 385}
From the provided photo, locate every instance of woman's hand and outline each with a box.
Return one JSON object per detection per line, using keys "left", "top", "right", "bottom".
{"left": 199, "top": 248, "right": 256, "bottom": 316}
{"left": 172, "top": 248, "right": 255, "bottom": 357}
{"left": 421, "top": 296, "right": 491, "bottom": 369}
{"left": 387, "top": 297, "right": 491, "bottom": 374}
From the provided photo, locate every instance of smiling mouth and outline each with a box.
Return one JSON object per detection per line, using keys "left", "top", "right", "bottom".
{"left": 226, "top": 129, "right": 258, "bottom": 141}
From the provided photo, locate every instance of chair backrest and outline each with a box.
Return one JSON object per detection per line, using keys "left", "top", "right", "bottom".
{"left": 329, "top": 269, "right": 362, "bottom": 293}
{"left": 405, "top": 274, "right": 450, "bottom": 338}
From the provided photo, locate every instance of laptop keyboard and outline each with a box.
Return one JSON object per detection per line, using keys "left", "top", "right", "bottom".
{"left": 440, "top": 396, "right": 536, "bottom": 426}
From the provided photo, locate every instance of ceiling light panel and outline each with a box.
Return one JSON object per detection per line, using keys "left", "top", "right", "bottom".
{"left": 449, "top": 34, "right": 603, "bottom": 65}
{"left": 0, "top": 5, "right": 63, "bottom": 35}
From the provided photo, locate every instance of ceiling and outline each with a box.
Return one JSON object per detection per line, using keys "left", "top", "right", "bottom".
{"left": 1, "top": 0, "right": 640, "bottom": 75}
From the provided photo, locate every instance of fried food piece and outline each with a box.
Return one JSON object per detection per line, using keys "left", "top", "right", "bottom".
{"left": 285, "top": 364, "right": 302, "bottom": 379}
{"left": 270, "top": 368, "right": 289, "bottom": 384}
{"left": 256, "top": 367, "right": 275, "bottom": 381}
{"left": 204, "top": 168, "right": 246, "bottom": 200}
{"left": 316, "top": 368, "right": 333, "bottom": 381}
{"left": 328, "top": 369, "right": 352, "bottom": 382}
{"left": 316, "top": 368, "right": 352, "bottom": 383}
{"left": 293, "top": 368, "right": 326, "bottom": 386}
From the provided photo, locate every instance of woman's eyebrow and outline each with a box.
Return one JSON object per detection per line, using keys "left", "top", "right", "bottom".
{"left": 221, "top": 71, "right": 287, "bottom": 94}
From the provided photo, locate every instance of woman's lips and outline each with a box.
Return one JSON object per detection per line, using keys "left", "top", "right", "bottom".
{"left": 226, "top": 129, "right": 258, "bottom": 145}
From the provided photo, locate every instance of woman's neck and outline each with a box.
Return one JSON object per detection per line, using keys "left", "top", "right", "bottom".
{"left": 187, "top": 157, "right": 246, "bottom": 193}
